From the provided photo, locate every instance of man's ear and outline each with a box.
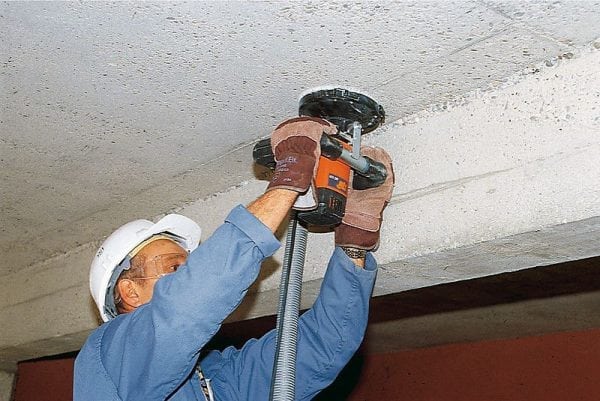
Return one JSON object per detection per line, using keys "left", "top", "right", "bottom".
{"left": 117, "top": 279, "right": 143, "bottom": 311}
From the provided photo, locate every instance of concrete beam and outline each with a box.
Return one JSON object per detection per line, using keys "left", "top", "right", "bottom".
{"left": 1, "top": 44, "right": 599, "bottom": 367}
{"left": 228, "top": 216, "right": 600, "bottom": 321}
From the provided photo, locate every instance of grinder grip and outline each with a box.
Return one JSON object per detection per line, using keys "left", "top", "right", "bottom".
{"left": 252, "top": 136, "right": 388, "bottom": 189}
{"left": 252, "top": 135, "right": 343, "bottom": 169}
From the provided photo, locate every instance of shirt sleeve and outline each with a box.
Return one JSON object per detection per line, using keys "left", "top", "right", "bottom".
{"left": 202, "top": 247, "right": 377, "bottom": 401}
{"left": 100, "top": 205, "right": 280, "bottom": 401}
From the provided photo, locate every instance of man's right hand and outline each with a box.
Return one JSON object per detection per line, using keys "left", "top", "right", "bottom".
{"left": 267, "top": 116, "right": 338, "bottom": 193}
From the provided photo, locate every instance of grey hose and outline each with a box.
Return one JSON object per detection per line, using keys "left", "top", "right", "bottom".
{"left": 269, "top": 212, "right": 308, "bottom": 401}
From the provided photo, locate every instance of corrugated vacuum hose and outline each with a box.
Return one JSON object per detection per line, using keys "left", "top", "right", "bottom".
{"left": 269, "top": 213, "right": 308, "bottom": 401}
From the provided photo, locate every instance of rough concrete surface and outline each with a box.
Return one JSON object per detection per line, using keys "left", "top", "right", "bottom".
{"left": 2, "top": 0, "right": 599, "bottom": 275}
{"left": 2, "top": 43, "right": 599, "bottom": 371}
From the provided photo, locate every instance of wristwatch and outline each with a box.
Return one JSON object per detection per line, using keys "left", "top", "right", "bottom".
{"left": 341, "top": 247, "right": 367, "bottom": 259}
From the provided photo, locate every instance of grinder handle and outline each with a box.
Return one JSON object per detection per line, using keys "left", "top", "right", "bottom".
{"left": 252, "top": 136, "right": 343, "bottom": 169}
{"left": 350, "top": 156, "right": 387, "bottom": 190}
{"left": 252, "top": 136, "right": 387, "bottom": 190}
{"left": 252, "top": 138, "right": 277, "bottom": 170}
{"left": 319, "top": 136, "right": 388, "bottom": 190}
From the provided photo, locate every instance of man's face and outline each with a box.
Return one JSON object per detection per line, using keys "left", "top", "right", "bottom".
{"left": 131, "top": 239, "right": 188, "bottom": 305}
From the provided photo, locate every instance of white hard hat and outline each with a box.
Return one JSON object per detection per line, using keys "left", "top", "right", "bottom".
{"left": 89, "top": 214, "right": 201, "bottom": 322}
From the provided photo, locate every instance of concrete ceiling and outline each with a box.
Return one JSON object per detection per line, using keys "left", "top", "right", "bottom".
{"left": 3, "top": 0, "right": 599, "bottom": 277}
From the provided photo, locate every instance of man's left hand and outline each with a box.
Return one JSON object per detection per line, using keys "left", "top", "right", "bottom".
{"left": 335, "top": 146, "right": 395, "bottom": 251}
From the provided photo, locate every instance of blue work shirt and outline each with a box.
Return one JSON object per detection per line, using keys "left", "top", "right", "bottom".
{"left": 74, "top": 205, "right": 377, "bottom": 401}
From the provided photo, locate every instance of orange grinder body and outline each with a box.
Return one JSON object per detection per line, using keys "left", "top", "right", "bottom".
{"left": 297, "top": 141, "right": 351, "bottom": 226}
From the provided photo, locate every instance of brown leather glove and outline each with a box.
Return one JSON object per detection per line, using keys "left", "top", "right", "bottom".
{"left": 267, "top": 116, "right": 338, "bottom": 193}
{"left": 335, "top": 146, "right": 394, "bottom": 250}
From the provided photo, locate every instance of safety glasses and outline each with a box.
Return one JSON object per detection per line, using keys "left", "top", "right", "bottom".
{"left": 133, "top": 252, "right": 188, "bottom": 281}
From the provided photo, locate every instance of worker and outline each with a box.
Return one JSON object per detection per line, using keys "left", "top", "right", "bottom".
{"left": 74, "top": 116, "right": 394, "bottom": 401}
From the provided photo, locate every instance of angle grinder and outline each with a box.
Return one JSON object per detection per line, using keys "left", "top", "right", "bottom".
{"left": 253, "top": 87, "right": 387, "bottom": 226}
